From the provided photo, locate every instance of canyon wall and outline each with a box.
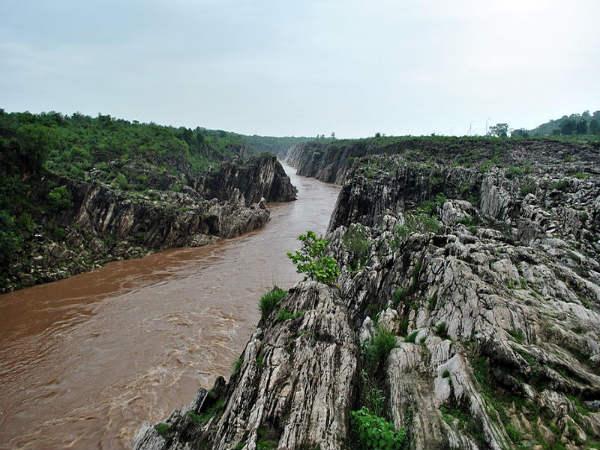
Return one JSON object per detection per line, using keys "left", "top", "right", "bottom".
{"left": 2, "top": 156, "right": 295, "bottom": 292}
{"left": 135, "top": 140, "right": 600, "bottom": 450}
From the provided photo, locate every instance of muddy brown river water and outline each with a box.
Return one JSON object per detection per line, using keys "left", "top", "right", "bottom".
{"left": 0, "top": 163, "right": 340, "bottom": 450}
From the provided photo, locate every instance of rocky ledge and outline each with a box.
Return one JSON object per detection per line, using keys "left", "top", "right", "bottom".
{"left": 135, "top": 148, "right": 600, "bottom": 449}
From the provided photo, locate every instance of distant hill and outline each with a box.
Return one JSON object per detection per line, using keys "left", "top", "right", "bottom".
{"left": 515, "top": 110, "right": 600, "bottom": 137}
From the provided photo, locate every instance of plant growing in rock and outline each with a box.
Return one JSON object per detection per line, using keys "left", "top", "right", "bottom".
{"left": 287, "top": 231, "right": 340, "bottom": 285}
{"left": 351, "top": 407, "right": 406, "bottom": 450}
{"left": 342, "top": 225, "right": 370, "bottom": 270}
{"left": 47, "top": 185, "right": 73, "bottom": 211}
{"left": 259, "top": 287, "right": 287, "bottom": 319}
{"left": 364, "top": 326, "right": 397, "bottom": 373}
{"left": 154, "top": 422, "right": 171, "bottom": 437}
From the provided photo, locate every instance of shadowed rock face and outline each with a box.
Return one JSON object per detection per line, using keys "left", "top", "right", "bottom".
{"left": 135, "top": 145, "right": 600, "bottom": 450}
{"left": 2, "top": 156, "right": 294, "bottom": 292}
{"left": 198, "top": 154, "right": 297, "bottom": 205}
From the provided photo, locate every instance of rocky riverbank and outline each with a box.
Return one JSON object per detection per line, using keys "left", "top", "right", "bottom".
{"left": 1, "top": 155, "right": 296, "bottom": 293}
{"left": 135, "top": 141, "right": 600, "bottom": 450}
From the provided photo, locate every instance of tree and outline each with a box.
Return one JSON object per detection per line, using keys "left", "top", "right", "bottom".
{"left": 488, "top": 123, "right": 509, "bottom": 138}
{"left": 511, "top": 129, "right": 529, "bottom": 138}
{"left": 590, "top": 119, "right": 600, "bottom": 135}
{"left": 287, "top": 231, "right": 340, "bottom": 285}
{"left": 16, "top": 124, "right": 56, "bottom": 174}
{"left": 576, "top": 120, "right": 588, "bottom": 135}
{"left": 560, "top": 118, "right": 577, "bottom": 135}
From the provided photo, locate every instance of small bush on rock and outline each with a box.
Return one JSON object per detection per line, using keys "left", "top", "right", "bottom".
{"left": 364, "top": 326, "right": 397, "bottom": 372}
{"left": 287, "top": 231, "right": 340, "bottom": 285}
{"left": 47, "top": 185, "right": 72, "bottom": 211}
{"left": 351, "top": 407, "right": 406, "bottom": 450}
{"left": 342, "top": 225, "right": 370, "bottom": 270}
{"left": 259, "top": 287, "right": 287, "bottom": 319}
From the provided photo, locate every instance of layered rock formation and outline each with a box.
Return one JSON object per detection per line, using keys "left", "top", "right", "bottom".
{"left": 197, "top": 154, "right": 297, "bottom": 204}
{"left": 136, "top": 143, "right": 600, "bottom": 450}
{"left": 285, "top": 137, "right": 600, "bottom": 185}
{"left": 2, "top": 156, "right": 294, "bottom": 292}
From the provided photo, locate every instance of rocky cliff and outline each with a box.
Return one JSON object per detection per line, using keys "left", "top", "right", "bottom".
{"left": 285, "top": 137, "right": 600, "bottom": 185}
{"left": 1, "top": 156, "right": 295, "bottom": 292}
{"left": 134, "top": 142, "right": 600, "bottom": 450}
{"left": 197, "top": 154, "right": 297, "bottom": 205}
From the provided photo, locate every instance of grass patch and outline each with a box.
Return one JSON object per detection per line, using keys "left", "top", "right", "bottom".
{"left": 405, "top": 330, "right": 419, "bottom": 343}
{"left": 508, "top": 328, "right": 525, "bottom": 344}
{"left": 392, "top": 287, "right": 409, "bottom": 307}
{"left": 259, "top": 287, "right": 287, "bottom": 319}
{"left": 276, "top": 308, "right": 304, "bottom": 322}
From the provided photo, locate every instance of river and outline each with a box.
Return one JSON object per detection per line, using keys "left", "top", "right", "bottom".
{"left": 0, "top": 163, "right": 340, "bottom": 450}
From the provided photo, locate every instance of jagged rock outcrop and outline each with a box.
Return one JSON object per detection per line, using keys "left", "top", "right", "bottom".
{"left": 136, "top": 146, "right": 600, "bottom": 450}
{"left": 134, "top": 282, "right": 357, "bottom": 450}
{"left": 286, "top": 137, "right": 600, "bottom": 185}
{"left": 198, "top": 154, "right": 297, "bottom": 205}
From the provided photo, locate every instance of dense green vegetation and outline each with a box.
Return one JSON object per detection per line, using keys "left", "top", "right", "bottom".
{"left": 287, "top": 231, "right": 340, "bottom": 285}
{"left": 351, "top": 407, "right": 406, "bottom": 450}
{"left": 0, "top": 109, "right": 312, "bottom": 290}
{"left": 259, "top": 287, "right": 287, "bottom": 319}
{"left": 523, "top": 110, "right": 600, "bottom": 137}
{"left": 0, "top": 109, "right": 293, "bottom": 186}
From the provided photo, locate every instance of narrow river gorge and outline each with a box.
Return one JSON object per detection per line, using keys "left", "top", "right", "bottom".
{"left": 0, "top": 164, "right": 340, "bottom": 450}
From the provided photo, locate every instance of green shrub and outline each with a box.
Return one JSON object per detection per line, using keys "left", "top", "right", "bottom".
{"left": 231, "top": 357, "right": 243, "bottom": 377}
{"left": 364, "top": 326, "right": 397, "bottom": 372}
{"left": 47, "top": 185, "right": 73, "bottom": 211}
{"left": 519, "top": 179, "right": 536, "bottom": 196}
{"left": 276, "top": 308, "right": 304, "bottom": 322}
{"left": 359, "top": 369, "right": 386, "bottom": 417}
{"left": 505, "top": 423, "right": 522, "bottom": 443}
{"left": 259, "top": 287, "right": 287, "bottom": 319}
{"left": 112, "top": 173, "right": 129, "bottom": 190}
{"left": 351, "top": 407, "right": 406, "bottom": 450}
{"left": 393, "top": 212, "right": 441, "bottom": 246}
{"left": 405, "top": 331, "right": 418, "bottom": 343}
{"left": 550, "top": 179, "right": 570, "bottom": 191}
{"left": 508, "top": 328, "right": 525, "bottom": 344}
{"left": 435, "top": 322, "right": 449, "bottom": 339}
{"left": 571, "top": 171, "right": 589, "bottom": 180}
{"left": 342, "top": 226, "right": 369, "bottom": 270}
{"left": 186, "top": 398, "right": 225, "bottom": 425}
{"left": 154, "top": 422, "right": 171, "bottom": 437}
{"left": 392, "top": 287, "right": 408, "bottom": 307}
{"left": 287, "top": 231, "right": 340, "bottom": 285}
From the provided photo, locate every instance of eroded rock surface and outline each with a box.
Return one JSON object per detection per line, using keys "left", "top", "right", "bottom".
{"left": 137, "top": 145, "right": 600, "bottom": 450}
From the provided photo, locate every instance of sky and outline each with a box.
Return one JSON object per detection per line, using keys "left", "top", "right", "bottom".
{"left": 1, "top": 0, "right": 599, "bottom": 137}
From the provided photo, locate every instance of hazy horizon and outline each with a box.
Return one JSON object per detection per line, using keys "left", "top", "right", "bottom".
{"left": 2, "top": 0, "right": 599, "bottom": 138}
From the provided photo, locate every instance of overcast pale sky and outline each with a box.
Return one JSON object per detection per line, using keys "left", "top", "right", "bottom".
{"left": 1, "top": 0, "right": 599, "bottom": 137}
